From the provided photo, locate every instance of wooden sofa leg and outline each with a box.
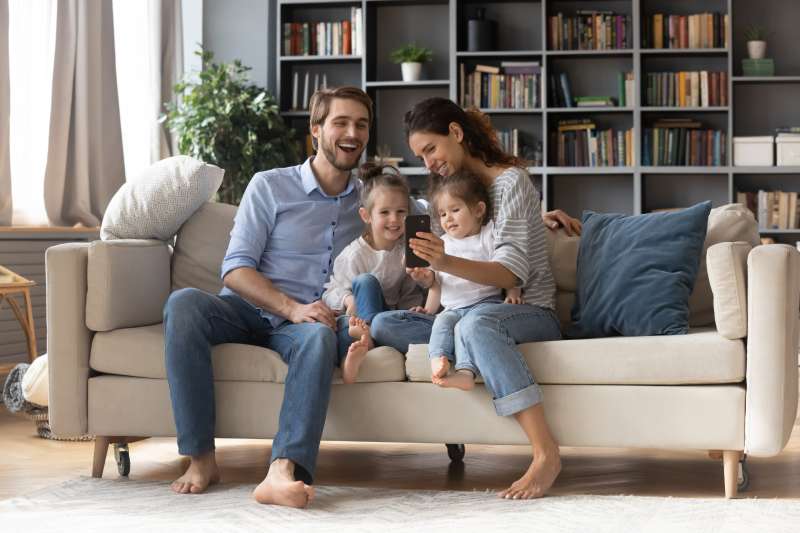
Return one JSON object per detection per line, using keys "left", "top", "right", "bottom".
{"left": 92, "top": 437, "right": 112, "bottom": 478}
{"left": 722, "top": 450, "right": 741, "bottom": 499}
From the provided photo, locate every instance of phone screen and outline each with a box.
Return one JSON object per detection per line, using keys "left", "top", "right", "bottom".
{"left": 405, "top": 214, "right": 431, "bottom": 269}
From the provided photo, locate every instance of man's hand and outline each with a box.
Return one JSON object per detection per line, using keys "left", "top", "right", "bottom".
{"left": 288, "top": 300, "right": 337, "bottom": 329}
{"left": 406, "top": 267, "right": 435, "bottom": 288}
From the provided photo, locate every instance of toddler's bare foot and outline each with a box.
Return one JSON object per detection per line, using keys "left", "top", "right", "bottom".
{"left": 433, "top": 369, "right": 475, "bottom": 391}
{"left": 253, "top": 458, "right": 314, "bottom": 508}
{"left": 348, "top": 316, "right": 374, "bottom": 348}
{"left": 171, "top": 451, "right": 220, "bottom": 494}
{"left": 498, "top": 446, "right": 561, "bottom": 500}
{"left": 343, "top": 335, "right": 369, "bottom": 384}
{"left": 430, "top": 356, "right": 450, "bottom": 379}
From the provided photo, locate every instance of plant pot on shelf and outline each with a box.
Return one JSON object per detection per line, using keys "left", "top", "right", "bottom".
{"left": 401, "top": 62, "right": 422, "bottom": 82}
{"left": 747, "top": 40, "right": 767, "bottom": 59}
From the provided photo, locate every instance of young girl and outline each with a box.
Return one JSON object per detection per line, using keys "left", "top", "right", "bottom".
{"left": 322, "top": 162, "right": 422, "bottom": 383}
{"left": 410, "top": 172, "right": 522, "bottom": 390}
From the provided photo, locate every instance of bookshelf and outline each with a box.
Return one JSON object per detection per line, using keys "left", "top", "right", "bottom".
{"left": 277, "top": 0, "right": 800, "bottom": 240}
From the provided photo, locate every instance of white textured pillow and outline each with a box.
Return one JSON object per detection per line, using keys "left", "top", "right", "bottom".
{"left": 101, "top": 156, "right": 224, "bottom": 241}
{"left": 21, "top": 353, "right": 49, "bottom": 406}
{"left": 707, "top": 241, "right": 751, "bottom": 340}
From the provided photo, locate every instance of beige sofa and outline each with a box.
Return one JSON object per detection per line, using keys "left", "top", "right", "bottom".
{"left": 46, "top": 202, "right": 799, "bottom": 498}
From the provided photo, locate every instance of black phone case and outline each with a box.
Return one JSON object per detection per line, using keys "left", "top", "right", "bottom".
{"left": 405, "top": 215, "right": 431, "bottom": 268}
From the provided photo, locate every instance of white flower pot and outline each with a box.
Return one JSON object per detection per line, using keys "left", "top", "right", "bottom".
{"left": 401, "top": 62, "right": 422, "bottom": 82}
{"left": 747, "top": 40, "right": 767, "bottom": 59}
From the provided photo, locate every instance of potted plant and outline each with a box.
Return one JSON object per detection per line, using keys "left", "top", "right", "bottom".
{"left": 744, "top": 25, "right": 767, "bottom": 59}
{"left": 164, "top": 50, "right": 300, "bottom": 205}
{"left": 390, "top": 43, "right": 433, "bottom": 82}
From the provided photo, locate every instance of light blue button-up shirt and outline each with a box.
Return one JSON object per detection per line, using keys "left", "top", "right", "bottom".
{"left": 220, "top": 158, "right": 364, "bottom": 327}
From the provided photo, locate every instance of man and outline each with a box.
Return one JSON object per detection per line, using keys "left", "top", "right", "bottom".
{"left": 163, "top": 86, "right": 373, "bottom": 508}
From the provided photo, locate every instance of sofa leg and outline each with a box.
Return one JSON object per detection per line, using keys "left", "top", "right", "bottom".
{"left": 92, "top": 437, "right": 112, "bottom": 478}
{"left": 722, "top": 450, "right": 741, "bottom": 499}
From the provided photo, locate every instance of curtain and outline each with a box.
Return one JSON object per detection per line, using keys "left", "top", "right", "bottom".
{"left": 43, "top": 0, "right": 125, "bottom": 227}
{"left": 0, "top": 0, "right": 11, "bottom": 225}
{"left": 151, "top": 0, "right": 183, "bottom": 161}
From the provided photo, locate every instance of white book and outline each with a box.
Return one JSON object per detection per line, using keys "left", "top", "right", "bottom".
{"left": 303, "top": 72, "right": 310, "bottom": 109}
{"left": 700, "top": 71, "right": 709, "bottom": 107}
{"left": 355, "top": 8, "right": 362, "bottom": 56}
{"left": 314, "top": 73, "right": 320, "bottom": 93}
{"left": 333, "top": 23, "right": 339, "bottom": 56}
{"left": 292, "top": 71, "right": 299, "bottom": 110}
{"left": 317, "top": 22, "right": 324, "bottom": 56}
{"left": 323, "top": 73, "right": 328, "bottom": 89}
{"left": 625, "top": 78, "right": 635, "bottom": 108}
{"left": 690, "top": 72, "right": 699, "bottom": 107}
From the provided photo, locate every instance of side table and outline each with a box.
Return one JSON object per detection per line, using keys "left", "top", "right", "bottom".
{"left": 0, "top": 265, "right": 37, "bottom": 363}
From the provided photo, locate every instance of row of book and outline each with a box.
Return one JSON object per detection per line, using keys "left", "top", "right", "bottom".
{"left": 282, "top": 8, "right": 363, "bottom": 56}
{"left": 642, "top": 12, "right": 729, "bottom": 49}
{"left": 645, "top": 71, "right": 728, "bottom": 108}
{"left": 548, "top": 12, "right": 632, "bottom": 51}
{"left": 642, "top": 120, "right": 726, "bottom": 166}
{"left": 737, "top": 191, "right": 800, "bottom": 230}
{"left": 460, "top": 63, "right": 541, "bottom": 110}
{"left": 496, "top": 130, "right": 543, "bottom": 166}
{"left": 290, "top": 71, "right": 328, "bottom": 111}
{"left": 552, "top": 121, "right": 634, "bottom": 167}
{"left": 549, "top": 72, "right": 634, "bottom": 108}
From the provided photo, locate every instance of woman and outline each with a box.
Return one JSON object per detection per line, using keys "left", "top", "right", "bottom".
{"left": 370, "top": 97, "right": 580, "bottom": 500}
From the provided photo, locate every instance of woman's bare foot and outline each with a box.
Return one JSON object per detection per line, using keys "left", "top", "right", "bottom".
{"left": 432, "top": 369, "right": 475, "bottom": 390}
{"left": 347, "top": 317, "right": 373, "bottom": 348}
{"left": 430, "top": 356, "right": 450, "bottom": 379}
{"left": 253, "top": 458, "right": 314, "bottom": 508}
{"left": 343, "top": 335, "right": 369, "bottom": 384}
{"left": 171, "top": 451, "right": 220, "bottom": 494}
{"left": 498, "top": 447, "right": 561, "bottom": 500}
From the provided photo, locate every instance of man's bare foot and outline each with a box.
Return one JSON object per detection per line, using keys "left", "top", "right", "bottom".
{"left": 348, "top": 316, "right": 374, "bottom": 349}
{"left": 498, "top": 447, "right": 561, "bottom": 500}
{"left": 253, "top": 458, "right": 314, "bottom": 508}
{"left": 170, "top": 451, "right": 220, "bottom": 494}
{"left": 342, "top": 335, "right": 369, "bottom": 384}
{"left": 432, "top": 369, "right": 475, "bottom": 391}
{"left": 430, "top": 356, "right": 450, "bottom": 379}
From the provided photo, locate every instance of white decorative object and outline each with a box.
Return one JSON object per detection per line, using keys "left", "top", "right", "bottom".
{"left": 401, "top": 62, "right": 422, "bottom": 82}
{"left": 21, "top": 353, "right": 49, "bottom": 406}
{"left": 100, "top": 156, "right": 224, "bottom": 241}
{"left": 747, "top": 40, "right": 767, "bottom": 59}
{"left": 733, "top": 136, "right": 774, "bottom": 166}
{"left": 776, "top": 134, "right": 800, "bottom": 166}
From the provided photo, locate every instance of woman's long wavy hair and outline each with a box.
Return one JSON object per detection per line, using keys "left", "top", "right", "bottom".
{"left": 403, "top": 97, "right": 527, "bottom": 169}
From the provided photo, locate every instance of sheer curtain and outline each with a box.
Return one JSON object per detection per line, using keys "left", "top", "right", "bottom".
{"left": 8, "top": 0, "right": 56, "bottom": 225}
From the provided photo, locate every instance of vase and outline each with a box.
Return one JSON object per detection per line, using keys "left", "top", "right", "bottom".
{"left": 401, "top": 62, "right": 422, "bottom": 82}
{"left": 747, "top": 41, "right": 767, "bottom": 59}
{"left": 467, "top": 7, "right": 496, "bottom": 51}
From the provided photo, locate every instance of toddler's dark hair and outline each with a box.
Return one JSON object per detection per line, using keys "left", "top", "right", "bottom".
{"left": 359, "top": 162, "right": 410, "bottom": 211}
{"left": 428, "top": 171, "right": 491, "bottom": 225}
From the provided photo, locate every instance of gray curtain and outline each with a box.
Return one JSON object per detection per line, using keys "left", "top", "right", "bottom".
{"left": 43, "top": 0, "right": 125, "bottom": 227}
{"left": 150, "top": 0, "right": 183, "bottom": 161}
{"left": 0, "top": 0, "right": 11, "bottom": 225}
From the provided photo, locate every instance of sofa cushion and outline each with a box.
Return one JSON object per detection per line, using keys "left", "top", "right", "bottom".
{"left": 707, "top": 241, "right": 752, "bottom": 340}
{"left": 568, "top": 201, "right": 711, "bottom": 338}
{"left": 545, "top": 228, "right": 580, "bottom": 292}
{"left": 172, "top": 201, "right": 237, "bottom": 293}
{"left": 405, "top": 328, "right": 745, "bottom": 385}
{"left": 90, "top": 324, "right": 407, "bottom": 384}
{"left": 101, "top": 156, "right": 224, "bottom": 241}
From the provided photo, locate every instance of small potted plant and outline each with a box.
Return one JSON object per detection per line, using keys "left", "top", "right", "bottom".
{"left": 744, "top": 25, "right": 767, "bottom": 59}
{"left": 390, "top": 43, "right": 433, "bottom": 82}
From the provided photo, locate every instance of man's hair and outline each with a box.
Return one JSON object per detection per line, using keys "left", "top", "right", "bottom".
{"left": 308, "top": 86, "right": 374, "bottom": 150}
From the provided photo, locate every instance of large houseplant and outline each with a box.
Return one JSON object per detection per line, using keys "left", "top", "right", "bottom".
{"left": 165, "top": 51, "right": 300, "bottom": 205}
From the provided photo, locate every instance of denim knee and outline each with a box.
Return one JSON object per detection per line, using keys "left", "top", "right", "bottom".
{"left": 163, "top": 288, "right": 213, "bottom": 329}
{"left": 352, "top": 273, "right": 380, "bottom": 291}
{"left": 295, "top": 323, "right": 338, "bottom": 365}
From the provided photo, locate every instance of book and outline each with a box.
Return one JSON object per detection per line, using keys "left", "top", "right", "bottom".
{"left": 303, "top": 72, "right": 309, "bottom": 109}
{"left": 292, "top": 71, "right": 299, "bottom": 110}
{"left": 474, "top": 64, "right": 500, "bottom": 74}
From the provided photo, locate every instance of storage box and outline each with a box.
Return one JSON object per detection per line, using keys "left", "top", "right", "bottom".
{"left": 776, "top": 134, "right": 800, "bottom": 166}
{"left": 742, "top": 58, "right": 775, "bottom": 77}
{"left": 734, "top": 136, "right": 774, "bottom": 166}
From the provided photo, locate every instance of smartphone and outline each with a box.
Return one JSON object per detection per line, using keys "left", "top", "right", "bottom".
{"left": 405, "top": 214, "right": 431, "bottom": 269}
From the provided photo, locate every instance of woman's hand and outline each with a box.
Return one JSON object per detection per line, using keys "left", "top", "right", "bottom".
{"left": 409, "top": 232, "right": 449, "bottom": 270}
{"left": 406, "top": 267, "right": 434, "bottom": 288}
{"left": 542, "top": 209, "right": 582, "bottom": 236}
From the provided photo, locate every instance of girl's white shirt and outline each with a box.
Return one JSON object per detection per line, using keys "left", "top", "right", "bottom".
{"left": 438, "top": 220, "right": 502, "bottom": 309}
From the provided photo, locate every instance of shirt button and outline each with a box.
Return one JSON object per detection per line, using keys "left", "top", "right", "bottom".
{"left": 314, "top": 292, "right": 319, "bottom": 297}
{"left": 331, "top": 221, "right": 336, "bottom": 226}
{"left": 323, "top": 269, "right": 327, "bottom": 274}
{"left": 327, "top": 246, "right": 332, "bottom": 251}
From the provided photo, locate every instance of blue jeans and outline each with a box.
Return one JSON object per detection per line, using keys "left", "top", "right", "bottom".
{"left": 163, "top": 287, "right": 354, "bottom": 484}
{"left": 351, "top": 273, "right": 387, "bottom": 323}
{"left": 428, "top": 297, "right": 503, "bottom": 364}
{"left": 372, "top": 303, "right": 562, "bottom": 416}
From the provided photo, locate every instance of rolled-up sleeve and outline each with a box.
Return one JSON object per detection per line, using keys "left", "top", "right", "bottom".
{"left": 221, "top": 173, "right": 276, "bottom": 280}
{"left": 492, "top": 174, "right": 537, "bottom": 286}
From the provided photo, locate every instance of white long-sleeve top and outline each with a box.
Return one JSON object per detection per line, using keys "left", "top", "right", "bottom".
{"left": 321, "top": 236, "right": 422, "bottom": 312}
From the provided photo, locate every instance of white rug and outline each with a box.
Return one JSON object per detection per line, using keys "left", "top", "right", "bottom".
{"left": 2, "top": 477, "right": 800, "bottom": 533}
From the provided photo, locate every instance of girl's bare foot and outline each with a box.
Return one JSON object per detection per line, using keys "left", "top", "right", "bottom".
{"left": 432, "top": 369, "right": 475, "bottom": 391}
{"left": 253, "top": 458, "right": 314, "bottom": 508}
{"left": 170, "top": 451, "right": 221, "bottom": 494}
{"left": 498, "top": 447, "right": 561, "bottom": 500}
{"left": 430, "top": 356, "right": 450, "bottom": 379}
{"left": 343, "top": 335, "right": 369, "bottom": 384}
{"left": 347, "top": 317, "right": 373, "bottom": 348}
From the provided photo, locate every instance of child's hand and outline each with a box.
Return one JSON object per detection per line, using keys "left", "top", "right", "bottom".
{"left": 343, "top": 295, "right": 355, "bottom": 316}
{"left": 408, "top": 306, "right": 429, "bottom": 314}
{"left": 504, "top": 288, "right": 523, "bottom": 305}
{"left": 406, "top": 267, "right": 434, "bottom": 288}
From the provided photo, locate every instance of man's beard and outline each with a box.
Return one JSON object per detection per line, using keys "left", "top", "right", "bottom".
{"left": 318, "top": 134, "right": 363, "bottom": 171}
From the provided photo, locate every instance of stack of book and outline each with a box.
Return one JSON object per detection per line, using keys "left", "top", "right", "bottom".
{"left": 291, "top": 72, "right": 328, "bottom": 110}
{"left": 642, "top": 12, "right": 729, "bottom": 49}
{"left": 497, "top": 129, "right": 522, "bottom": 157}
{"left": 552, "top": 119, "right": 633, "bottom": 167}
{"left": 548, "top": 11, "right": 631, "bottom": 50}
{"left": 645, "top": 71, "right": 728, "bottom": 107}
{"left": 737, "top": 191, "right": 800, "bottom": 230}
{"left": 550, "top": 71, "right": 632, "bottom": 108}
{"left": 642, "top": 118, "right": 726, "bottom": 166}
{"left": 460, "top": 62, "right": 541, "bottom": 110}
{"left": 282, "top": 8, "right": 362, "bottom": 56}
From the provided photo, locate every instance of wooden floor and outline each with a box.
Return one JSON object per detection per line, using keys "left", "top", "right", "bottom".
{"left": 3, "top": 384, "right": 800, "bottom": 500}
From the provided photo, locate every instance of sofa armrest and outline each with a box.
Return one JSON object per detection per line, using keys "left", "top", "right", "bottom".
{"left": 46, "top": 243, "right": 91, "bottom": 436}
{"left": 86, "top": 239, "right": 171, "bottom": 331}
{"left": 745, "top": 244, "right": 800, "bottom": 456}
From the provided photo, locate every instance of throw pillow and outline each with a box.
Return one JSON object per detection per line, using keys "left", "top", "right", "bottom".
{"left": 100, "top": 156, "right": 224, "bottom": 241}
{"left": 568, "top": 201, "right": 712, "bottom": 338}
